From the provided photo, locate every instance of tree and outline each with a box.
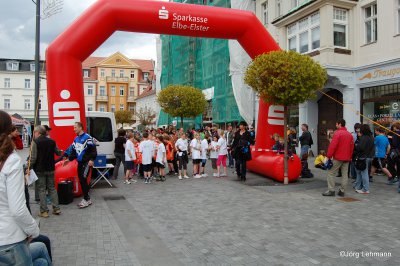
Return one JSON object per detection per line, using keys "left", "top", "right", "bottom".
{"left": 244, "top": 50, "right": 327, "bottom": 184}
{"left": 136, "top": 106, "right": 156, "bottom": 127}
{"left": 157, "top": 85, "right": 207, "bottom": 128}
{"left": 114, "top": 110, "right": 133, "bottom": 127}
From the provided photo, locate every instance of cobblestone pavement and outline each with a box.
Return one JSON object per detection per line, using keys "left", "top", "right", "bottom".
{"left": 23, "top": 149, "right": 400, "bottom": 266}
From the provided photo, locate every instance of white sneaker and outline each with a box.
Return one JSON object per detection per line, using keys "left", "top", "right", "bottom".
{"left": 87, "top": 199, "right": 92, "bottom": 205}
{"left": 201, "top": 173, "right": 208, "bottom": 177}
{"left": 184, "top": 175, "right": 190, "bottom": 179}
{"left": 178, "top": 176, "right": 183, "bottom": 180}
{"left": 194, "top": 174, "right": 201, "bottom": 178}
{"left": 124, "top": 180, "right": 131, "bottom": 184}
{"left": 213, "top": 173, "right": 218, "bottom": 177}
{"left": 220, "top": 173, "right": 227, "bottom": 177}
{"left": 78, "top": 199, "right": 89, "bottom": 209}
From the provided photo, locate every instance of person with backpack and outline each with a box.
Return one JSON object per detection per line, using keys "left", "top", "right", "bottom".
{"left": 299, "top": 124, "right": 313, "bottom": 157}
{"left": 231, "top": 121, "right": 255, "bottom": 182}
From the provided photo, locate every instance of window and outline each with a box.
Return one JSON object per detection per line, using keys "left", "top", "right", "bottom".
{"left": 87, "top": 104, "right": 93, "bottom": 111}
{"left": 87, "top": 117, "right": 113, "bottom": 141}
{"left": 111, "top": 69, "right": 115, "bottom": 77}
{"left": 99, "top": 86, "right": 106, "bottom": 96}
{"left": 87, "top": 85, "right": 93, "bottom": 95}
{"left": 119, "top": 70, "right": 124, "bottom": 78}
{"left": 261, "top": 1, "right": 268, "bottom": 25}
{"left": 333, "top": 8, "right": 348, "bottom": 48}
{"left": 4, "top": 99, "right": 10, "bottom": 109}
{"left": 130, "top": 71, "right": 135, "bottom": 78}
{"left": 24, "top": 79, "right": 30, "bottom": 89}
{"left": 30, "top": 63, "right": 35, "bottom": 72}
{"left": 4, "top": 78, "right": 10, "bottom": 88}
{"left": 129, "top": 87, "right": 135, "bottom": 96}
{"left": 120, "top": 104, "right": 124, "bottom": 110}
{"left": 111, "top": 104, "right": 116, "bottom": 112}
{"left": 129, "top": 105, "right": 135, "bottom": 112}
{"left": 111, "top": 86, "right": 116, "bottom": 96}
{"left": 83, "top": 70, "right": 89, "bottom": 78}
{"left": 24, "top": 99, "right": 31, "bottom": 110}
{"left": 120, "top": 86, "right": 124, "bottom": 96}
{"left": 99, "top": 105, "right": 106, "bottom": 112}
{"left": 143, "top": 72, "right": 149, "bottom": 80}
{"left": 100, "top": 69, "right": 105, "bottom": 77}
{"left": 276, "top": 0, "right": 281, "bottom": 17}
{"left": 287, "top": 12, "right": 320, "bottom": 53}
{"left": 6, "top": 61, "right": 19, "bottom": 71}
{"left": 364, "top": 3, "right": 377, "bottom": 43}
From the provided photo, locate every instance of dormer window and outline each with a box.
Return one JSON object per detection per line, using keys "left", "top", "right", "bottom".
{"left": 30, "top": 63, "right": 35, "bottom": 72}
{"left": 143, "top": 72, "right": 149, "bottom": 79}
{"left": 83, "top": 69, "right": 90, "bottom": 78}
{"left": 6, "top": 61, "right": 19, "bottom": 71}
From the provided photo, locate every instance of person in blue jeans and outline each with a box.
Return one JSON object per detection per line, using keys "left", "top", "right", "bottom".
{"left": 353, "top": 124, "right": 375, "bottom": 194}
{"left": 30, "top": 242, "right": 52, "bottom": 266}
{"left": 299, "top": 124, "right": 313, "bottom": 157}
{"left": 370, "top": 128, "right": 392, "bottom": 182}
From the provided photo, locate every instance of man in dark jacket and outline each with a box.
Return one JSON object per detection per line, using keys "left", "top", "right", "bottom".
{"left": 299, "top": 124, "right": 313, "bottom": 157}
{"left": 225, "top": 124, "right": 234, "bottom": 168}
{"left": 322, "top": 119, "right": 354, "bottom": 197}
{"left": 30, "top": 125, "right": 63, "bottom": 218}
{"left": 231, "top": 121, "right": 255, "bottom": 181}
{"left": 65, "top": 122, "right": 97, "bottom": 209}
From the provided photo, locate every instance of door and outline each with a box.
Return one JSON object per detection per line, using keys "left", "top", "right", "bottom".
{"left": 318, "top": 90, "right": 343, "bottom": 153}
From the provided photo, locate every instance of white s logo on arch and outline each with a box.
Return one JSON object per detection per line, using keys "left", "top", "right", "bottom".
{"left": 53, "top": 89, "right": 81, "bottom": 126}
{"left": 159, "top": 6, "right": 169, "bottom": 20}
{"left": 268, "top": 105, "right": 284, "bottom": 126}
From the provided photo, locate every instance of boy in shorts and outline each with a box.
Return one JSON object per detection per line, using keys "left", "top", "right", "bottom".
{"left": 139, "top": 132, "right": 154, "bottom": 184}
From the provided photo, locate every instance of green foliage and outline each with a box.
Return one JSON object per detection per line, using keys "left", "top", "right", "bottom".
{"left": 114, "top": 110, "right": 133, "bottom": 126}
{"left": 136, "top": 106, "right": 156, "bottom": 127}
{"left": 244, "top": 50, "right": 327, "bottom": 106}
{"left": 157, "top": 85, "right": 207, "bottom": 120}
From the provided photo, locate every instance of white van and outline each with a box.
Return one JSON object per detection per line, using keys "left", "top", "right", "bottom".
{"left": 85, "top": 111, "right": 117, "bottom": 165}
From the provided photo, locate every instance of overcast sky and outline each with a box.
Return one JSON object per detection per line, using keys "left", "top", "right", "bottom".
{"left": 0, "top": 0, "right": 157, "bottom": 60}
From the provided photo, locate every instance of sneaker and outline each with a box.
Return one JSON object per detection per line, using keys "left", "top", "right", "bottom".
{"left": 193, "top": 174, "right": 201, "bottom": 178}
{"left": 386, "top": 178, "right": 399, "bottom": 185}
{"left": 87, "top": 199, "right": 92, "bottom": 205}
{"left": 39, "top": 211, "right": 49, "bottom": 218}
{"left": 357, "top": 190, "right": 370, "bottom": 194}
{"left": 213, "top": 173, "right": 218, "bottom": 177}
{"left": 184, "top": 175, "right": 190, "bottom": 179}
{"left": 178, "top": 175, "right": 183, "bottom": 180}
{"left": 220, "top": 173, "right": 227, "bottom": 177}
{"left": 124, "top": 180, "right": 132, "bottom": 184}
{"left": 129, "top": 179, "right": 137, "bottom": 183}
{"left": 201, "top": 173, "right": 208, "bottom": 177}
{"left": 52, "top": 209, "right": 61, "bottom": 215}
{"left": 78, "top": 199, "right": 89, "bottom": 209}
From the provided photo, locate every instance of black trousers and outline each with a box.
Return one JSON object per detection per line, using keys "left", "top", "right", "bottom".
{"left": 236, "top": 158, "right": 247, "bottom": 180}
{"left": 387, "top": 157, "right": 400, "bottom": 178}
{"left": 77, "top": 162, "right": 91, "bottom": 201}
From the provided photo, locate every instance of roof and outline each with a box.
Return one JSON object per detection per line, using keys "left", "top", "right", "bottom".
{"left": 131, "top": 59, "right": 154, "bottom": 72}
{"left": 0, "top": 58, "right": 46, "bottom": 72}
{"left": 136, "top": 86, "right": 156, "bottom": 100}
{"left": 82, "top": 55, "right": 154, "bottom": 72}
{"left": 82, "top": 57, "right": 104, "bottom": 68}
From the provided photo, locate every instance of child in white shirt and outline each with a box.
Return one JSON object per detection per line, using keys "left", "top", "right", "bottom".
{"left": 210, "top": 135, "right": 219, "bottom": 177}
{"left": 216, "top": 130, "right": 228, "bottom": 177}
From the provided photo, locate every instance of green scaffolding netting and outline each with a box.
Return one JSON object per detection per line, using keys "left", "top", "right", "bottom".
{"left": 158, "top": 0, "right": 242, "bottom": 129}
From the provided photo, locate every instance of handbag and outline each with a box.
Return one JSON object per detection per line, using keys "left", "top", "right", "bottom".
{"left": 354, "top": 157, "right": 366, "bottom": 171}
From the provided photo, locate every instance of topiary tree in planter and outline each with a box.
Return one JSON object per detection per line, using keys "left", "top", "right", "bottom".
{"left": 244, "top": 50, "right": 327, "bottom": 184}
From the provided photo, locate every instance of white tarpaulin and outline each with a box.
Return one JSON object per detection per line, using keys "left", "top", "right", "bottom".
{"left": 228, "top": 0, "right": 257, "bottom": 127}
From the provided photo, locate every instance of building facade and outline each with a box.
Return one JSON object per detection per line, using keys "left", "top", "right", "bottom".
{"left": 0, "top": 59, "right": 48, "bottom": 123}
{"left": 255, "top": 0, "right": 400, "bottom": 153}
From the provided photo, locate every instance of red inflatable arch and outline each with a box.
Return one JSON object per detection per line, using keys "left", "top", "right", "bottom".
{"left": 46, "top": 0, "right": 301, "bottom": 182}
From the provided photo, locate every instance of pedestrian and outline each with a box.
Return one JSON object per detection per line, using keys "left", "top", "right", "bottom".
{"left": 231, "top": 121, "right": 254, "bottom": 181}
{"left": 299, "top": 124, "right": 313, "bottom": 157}
{"left": 353, "top": 124, "right": 375, "bottom": 194}
{"left": 112, "top": 128, "right": 127, "bottom": 180}
{"left": 387, "top": 122, "right": 400, "bottom": 186}
{"left": 200, "top": 133, "right": 209, "bottom": 177}
{"left": 225, "top": 124, "right": 235, "bottom": 168}
{"left": 10, "top": 125, "right": 23, "bottom": 150}
{"left": 190, "top": 133, "right": 202, "bottom": 178}
{"left": 65, "top": 122, "right": 97, "bottom": 208}
{"left": 155, "top": 135, "right": 167, "bottom": 181}
{"left": 124, "top": 132, "right": 136, "bottom": 185}
{"left": 139, "top": 132, "right": 154, "bottom": 184}
{"left": 0, "top": 110, "right": 40, "bottom": 265}
{"left": 164, "top": 135, "right": 175, "bottom": 175}
{"left": 288, "top": 128, "right": 298, "bottom": 155}
{"left": 175, "top": 132, "right": 189, "bottom": 180}
{"left": 30, "top": 125, "right": 63, "bottom": 217}
{"left": 301, "top": 153, "right": 313, "bottom": 178}
{"left": 210, "top": 135, "right": 219, "bottom": 177}
{"left": 322, "top": 119, "right": 354, "bottom": 197}
{"left": 216, "top": 130, "right": 228, "bottom": 177}
{"left": 350, "top": 123, "right": 361, "bottom": 180}
{"left": 370, "top": 127, "right": 393, "bottom": 182}
{"left": 29, "top": 241, "right": 52, "bottom": 266}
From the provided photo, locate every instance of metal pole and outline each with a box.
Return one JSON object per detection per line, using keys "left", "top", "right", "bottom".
{"left": 34, "top": 0, "right": 41, "bottom": 125}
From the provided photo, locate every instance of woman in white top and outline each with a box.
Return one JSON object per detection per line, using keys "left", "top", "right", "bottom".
{"left": 155, "top": 135, "right": 167, "bottom": 181}
{"left": 175, "top": 132, "right": 189, "bottom": 180}
{"left": 209, "top": 135, "right": 219, "bottom": 177}
{"left": 200, "top": 133, "right": 210, "bottom": 177}
{"left": 190, "top": 133, "right": 202, "bottom": 178}
{"left": 216, "top": 130, "right": 228, "bottom": 177}
{"left": 0, "top": 110, "right": 40, "bottom": 265}
{"left": 124, "top": 132, "right": 137, "bottom": 185}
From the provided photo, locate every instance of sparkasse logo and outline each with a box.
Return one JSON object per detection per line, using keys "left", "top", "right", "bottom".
{"left": 159, "top": 6, "right": 169, "bottom": 20}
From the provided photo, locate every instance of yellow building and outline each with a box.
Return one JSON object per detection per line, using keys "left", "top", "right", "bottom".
{"left": 82, "top": 52, "right": 154, "bottom": 118}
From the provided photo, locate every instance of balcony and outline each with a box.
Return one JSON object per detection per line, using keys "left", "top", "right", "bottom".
{"left": 96, "top": 95, "right": 108, "bottom": 102}
{"left": 106, "top": 76, "right": 129, "bottom": 83}
{"left": 127, "top": 95, "right": 136, "bottom": 102}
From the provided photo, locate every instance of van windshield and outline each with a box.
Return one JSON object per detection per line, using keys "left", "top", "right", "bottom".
{"left": 87, "top": 117, "right": 113, "bottom": 142}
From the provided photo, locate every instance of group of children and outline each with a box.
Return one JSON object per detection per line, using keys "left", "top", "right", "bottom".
{"left": 120, "top": 129, "right": 231, "bottom": 184}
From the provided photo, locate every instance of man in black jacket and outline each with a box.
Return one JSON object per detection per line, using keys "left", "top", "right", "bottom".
{"left": 231, "top": 121, "right": 255, "bottom": 181}
{"left": 299, "top": 124, "right": 313, "bottom": 157}
{"left": 30, "top": 125, "right": 63, "bottom": 218}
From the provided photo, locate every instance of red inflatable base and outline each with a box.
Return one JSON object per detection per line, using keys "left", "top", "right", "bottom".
{"left": 54, "top": 161, "right": 92, "bottom": 197}
{"left": 247, "top": 151, "right": 301, "bottom": 183}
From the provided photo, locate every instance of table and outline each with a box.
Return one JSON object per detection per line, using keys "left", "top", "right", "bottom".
{"left": 91, "top": 164, "right": 114, "bottom": 188}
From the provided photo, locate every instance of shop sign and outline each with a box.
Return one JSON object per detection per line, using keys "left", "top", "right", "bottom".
{"left": 358, "top": 63, "right": 400, "bottom": 84}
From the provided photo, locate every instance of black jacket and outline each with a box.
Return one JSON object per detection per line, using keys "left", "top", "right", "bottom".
{"left": 231, "top": 130, "right": 255, "bottom": 161}
{"left": 299, "top": 131, "right": 313, "bottom": 146}
{"left": 354, "top": 135, "right": 375, "bottom": 159}
{"left": 31, "top": 135, "right": 62, "bottom": 172}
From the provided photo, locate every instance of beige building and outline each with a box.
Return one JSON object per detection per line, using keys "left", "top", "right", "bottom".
{"left": 82, "top": 52, "right": 155, "bottom": 125}
{"left": 255, "top": 0, "right": 400, "bottom": 153}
